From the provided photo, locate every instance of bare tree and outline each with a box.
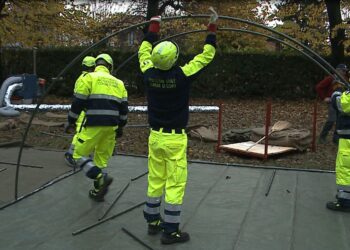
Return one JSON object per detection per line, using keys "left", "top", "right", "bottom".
{"left": 146, "top": 0, "right": 159, "bottom": 19}
{"left": 140, "top": 0, "right": 185, "bottom": 32}
{"left": 325, "top": 0, "right": 345, "bottom": 65}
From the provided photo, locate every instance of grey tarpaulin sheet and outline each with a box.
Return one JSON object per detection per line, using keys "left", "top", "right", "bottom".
{"left": 0, "top": 148, "right": 349, "bottom": 250}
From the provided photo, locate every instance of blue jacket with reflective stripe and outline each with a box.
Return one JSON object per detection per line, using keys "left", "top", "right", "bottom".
{"left": 138, "top": 32, "right": 216, "bottom": 129}
{"left": 332, "top": 91, "right": 350, "bottom": 139}
{"left": 68, "top": 65, "right": 128, "bottom": 127}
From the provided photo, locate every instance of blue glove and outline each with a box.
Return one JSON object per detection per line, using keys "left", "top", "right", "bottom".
{"left": 116, "top": 127, "right": 123, "bottom": 139}
{"left": 64, "top": 122, "right": 76, "bottom": 134}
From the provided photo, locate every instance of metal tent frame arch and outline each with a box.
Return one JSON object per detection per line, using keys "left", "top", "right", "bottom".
{"left": 13, "top": 14, "right": 345, "bottom": 200}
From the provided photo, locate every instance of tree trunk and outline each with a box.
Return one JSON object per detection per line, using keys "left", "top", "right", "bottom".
{"left": 146, "top": 0, "right": 159, "bottom": 19}
{"left": 143, "top": 0, "right": 159, "bottom": 34}
{"left": 0, "top": 0, "right": 6, "bottom": 17}
{"left": 325, "top": 0, "right": 345, "bottom": 66}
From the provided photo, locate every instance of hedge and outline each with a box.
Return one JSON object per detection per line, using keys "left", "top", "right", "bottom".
{"left": 0, "top": 47, "right": 346, "bottom": 99}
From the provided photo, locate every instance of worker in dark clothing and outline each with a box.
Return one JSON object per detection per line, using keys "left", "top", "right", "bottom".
{"left": 138, "top": 12, "right": 218, "bottom": 245}
{"left": 327, "top": 90, "right": 350, "bottom": 212}
{"left": 65, "top": 54, "right": 128, "bottom": 202}
{"left": 316, "top": 64, "right": 348, "bottom": 144}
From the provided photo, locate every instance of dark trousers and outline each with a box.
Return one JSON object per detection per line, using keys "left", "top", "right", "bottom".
{"left": 320, "top": 103, "right": 338, "bottom": 143}
{"left": 320, "top": 121, "right": 335, "bottom": 138}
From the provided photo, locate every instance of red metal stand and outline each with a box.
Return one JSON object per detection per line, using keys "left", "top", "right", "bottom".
{"left": 216, "top": 102, "right": 223, "bottom": 153}
{"left": 312, "top": 100, "right": 317, "bottom": 152}
{"left": 264, "top": 100, "right": 272, "bottom": 160}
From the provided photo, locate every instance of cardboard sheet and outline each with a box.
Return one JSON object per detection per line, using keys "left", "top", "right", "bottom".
{"left": 220, "top": 141, "right": 296, "bottom": 158}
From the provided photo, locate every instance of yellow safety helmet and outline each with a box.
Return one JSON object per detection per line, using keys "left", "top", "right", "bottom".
{"left": 96, "top": 53, "right": 113, "bottom": 67}
{"left": 82, "top": 56, "right": 96, "bottom": 67}
{"left": 151, "top": 41, "right": 179, "bottom": 70}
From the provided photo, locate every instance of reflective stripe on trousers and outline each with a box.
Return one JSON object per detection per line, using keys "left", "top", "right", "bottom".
{"left": 143, "top": 196, "right": 162, "bottom": 223}
{"left": 144, "top": 196, "right": 161, "bottom": 215}
{"left": 164, "top": 202, "right": 181, "bottom": 224}
{"left": 76, "top": 156, "right": 95, "bottom": 173}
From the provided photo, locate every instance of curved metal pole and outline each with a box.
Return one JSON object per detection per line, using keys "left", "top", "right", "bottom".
{"left": 14, "top": 14, "right": 342, "bottom": 199}
{"left": 217, "top": 15, "right": 348, "bottom": 86}
{"left": 219, "top": 28, "right": 335, "bottom": 76}
{"left": 115, "top": 28, "right": 335, "bottom": 78}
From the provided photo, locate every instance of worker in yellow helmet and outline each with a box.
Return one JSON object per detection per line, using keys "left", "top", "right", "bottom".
{"left": 64, "top": 56, "right": 96, "bottom": 168}
{"left": 65, "top": 53, "right": 128, "bottom": 202}
{"left": 138, "top": 11, "right": 218, "bottom": 244}
{"left": 327, "top": 88, "right": 350, "bottom": 212}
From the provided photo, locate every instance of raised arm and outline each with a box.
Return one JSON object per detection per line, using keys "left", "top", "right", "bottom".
{"left": 180, "top": 35, "right": 216, "bottom": 78}
{"left": 138, "top": 16, "right": 161, "bottom": 73}
{"left": 180, "top": 8, "right": 218, "bottom": 78}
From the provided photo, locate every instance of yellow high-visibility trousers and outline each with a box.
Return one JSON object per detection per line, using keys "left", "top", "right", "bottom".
{"left": 336, "top": 138, "right": 350, "bottom": 189}
{"left": 147, "top": 129, "right": 188, "bottom": 205}
{"left": 73, "top": 126, "right": 116, "bottom": 169}
{"left": 71, "top": 111, "right": 86, "bottom": 146}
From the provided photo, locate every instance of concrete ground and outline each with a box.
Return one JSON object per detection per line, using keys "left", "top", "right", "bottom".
{"left": 0, "top": 147, "right": 349, "bottom": 250}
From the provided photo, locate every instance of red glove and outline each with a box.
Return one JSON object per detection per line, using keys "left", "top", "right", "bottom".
{"left": 207, "top": 23, "right": 217, "bottom": 33}
{"left": 149, "top": 15, "right": 161, "bottom": 33}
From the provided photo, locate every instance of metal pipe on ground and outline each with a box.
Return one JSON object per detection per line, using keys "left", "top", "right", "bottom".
{"left": 131, "top": 171, "right": 148, "bottom": 182}
{"left": 121, "top": 227, "right": 154, "bottom": 250}
{"left": 72, "top": 201, "right": 146, "bottom": 236}
{"left": 98, "top": 181, "right": 131, "bottom": 221}
{"left": 0, "top": 161, "right": 43, "bottom": 169}
{"left": 0, "top": 141, "right": 31, "bottom": 148}
{"left": 265, "top": 170, "right": 277, "bottom": 197}
{"left": 115, "top": 152, "right": 335, "bottom": 173}
{"left": 0, "top": 169, "right": 80, "bottom": 210}
{"left": 0, "top": 76, "right": 23, "bottom": 107}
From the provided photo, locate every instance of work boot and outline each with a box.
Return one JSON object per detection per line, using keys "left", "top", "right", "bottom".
{"left": 148, "top": 219, "right": 163, "bottom": 235}
{"left": 326, "top": 201, "right": 350, "bottom": 212}
{"left": 88, "top": 173, "right": 113, "bottom": 202}
{"left": 161, "top": 231, "right": 190, "bottom": 245}
{"left": 64, "top": 152, "right": 76, "bottom": 168}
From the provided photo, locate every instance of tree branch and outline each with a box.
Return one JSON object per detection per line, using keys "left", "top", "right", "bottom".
{"left": 0, "top": 0, "right": 6, "bottom": 17}
{"left": 159, "top": 0, "right": 183, "bottom": 15}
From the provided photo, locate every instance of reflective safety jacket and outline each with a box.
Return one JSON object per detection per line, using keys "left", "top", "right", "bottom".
{"left": 332, "top": 91, "right": 350, "bottom": 139}
{"left": 68, "top": 65, "right": 128, "bottom": 127}
{"left": 74, "top": 71, "right": 89, "bottom": 129}
{"left": 138, "top": 32, "right": 216, "bottom": 129}
{"left": 74, "top": 71, "right": 88, "bottom": 93}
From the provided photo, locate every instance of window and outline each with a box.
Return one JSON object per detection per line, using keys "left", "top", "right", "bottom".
{"left": 128, "top": 31, "right": 134, "bottom": 46}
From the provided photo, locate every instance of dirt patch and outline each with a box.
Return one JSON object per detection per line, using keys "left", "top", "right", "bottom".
{"left": 0, "top": 96, "right": 337, "bottom": 170}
